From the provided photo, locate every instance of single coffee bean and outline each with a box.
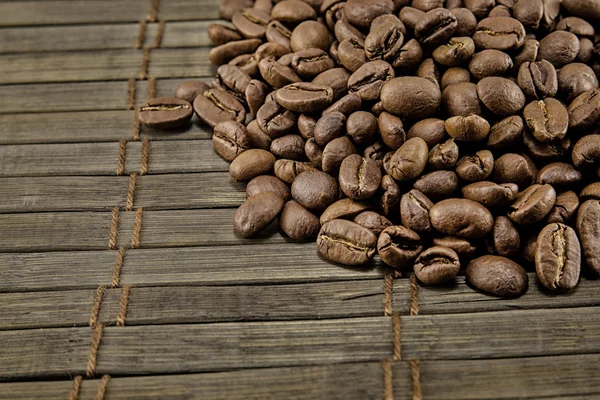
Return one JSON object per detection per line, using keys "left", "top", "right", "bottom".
{"left": 493, "top": 216, "right": 520, "bottom": 257}
{"left": 464, "top": 0, "right": 495, "bottom": 19}
{"left": 276, "top": 82, "right": 334, "bottom": 113}
{"left": 216, "top": 64, "right": 252, "bottom": 99}
{"left": 451, "top": 8, "right": 478, "bottom": 37}
{"left": 317, "top": 219, "right": 378, "bottom": 265}
{"left": 513, "top": 39, "right": 540, "bottom": 72}
{"left": 577, "top": 200, "right": 600, "bottom": 275}
{"left": 523, "top": 99, "right": 568, "bottom": 143}
{"left": 469, "top": 50, "right": 513, "bottom": 80}
{"left": 254, "top": 42, "right": 289, "bottom": 62}
{"left": 562, "top": 0, "right": 600, "bottom": 21}
{"left": 536, "top": 162, "right": 582, "bottom": 189}
{"left": 298, "top": 114, "right": 316, "bottom": 140}
{"left": 271, "top": 0, "right": 316, "bottom": 22}
{"left": 220, "top": 0, "right": 254, "bottom": 20}
{"left": 517, "top": 60, "right": 558, "bottom": 99}
{"left": 348, "top": 61, "right": 395, "bottom": 101}
{"left": 407, "top": 118, "right": 446, "bottom": 148}
{"left": 230, "top": 149, "right": 277, "bottom": 181}
{"left": 305, "top": 138, "right": 323, "bottom": 168}
{"left": 347, "top": 111, "right": 378, "bottom": 145}
{"left": 338, "top": 39, "right": 369, "bottom": 72}
{"left": 538, "top": 31, "right": 580, "bottom": 68}
{"left": 445, "top": 115, "right": 490, "bottom": 142}
{"left": 344, "top": 0, "right": 394, "bottom": 29}
{"left": 577, "top": 38, "right": 595, "bottom": 64}
{"left": 413, "top": 170, "right": 459, "bottom": 201}
{"left": 568, "top": 89, "right": 600, "bottom": 130}
{"left": 414, "top": 246, "right": 460, "bottom": 285}
{"left": 414, "top": 8, "right": 458, "bottom": 47}
{"left": 380, "top": 174, "right": 401, "bottom": 216}
{"left": 430, "top": 198, "right": 494, "bottom": 239}
{"left": 234, "top": 192, "right": 284, "bottom": 238}
{"left": 138, "top": 97, "right": 193, "bottom": 129}
{"left": 399, "top": 7, "right": 424, "bottom": 30}
{"left": 231, "top": 8, "right": 271, "bottom": 39}
{"left": 493, "top": 153, "right": 537, "bottom": 189}
{"left": 378, "top": 112, "right": 406, "bottom": 150}
{"left": 486, "top": 115, "right": 524, "bottom": 151}
{"left": 377, "top": 225, "right": 423, "bottom": 268}
{"left": 388, "top": 137, "right": 429, "bottom": 181}
{"left": 290, "top": 20, "right": 331, "bottom": 52}
{"left": 245, "top": 80, "right": 269, "bottom": 119}
{"left": 523, "top": 129, "right": 571, "bottom": 162}
{"left": 467, "top": 255, "right": 528, "bottom": 297}
{"left": 536, "top": 223, "right": 581, "bottom": 291}
{"left": 417, "top": 58, "right": 441, "bottom": 86}
{"left": 433, "top": 37, "right": 475, "bottom": 67}
{"left": 266, "top": 20, "right": 292, "bottom": 49}
{"left": 209, "top": 38, "right": 262, "bottom": 65}
{"left": 442, "top": 82, "right": 482, "bottom": 117}
{"left": 314, "top": 111, "right": 346, "bottom": 146}
{"left": 291, "top": 48, "right": 335, "bottom": 80}
{"left": 334, "top": 19, "right": 365, "bottom": 46}
{"left": 428, "top": 138, "right": 459, "bottom": 170}
{"left": 381, "top": 77, "right": 441, "bottom": 119}
{"left": 213, "top": 120, "right": 251, "bottom": 162}
{"left": 441, "top": 67, "right": 471, "bottom": 89}
{"left": 364, "top": 141, "right": 387, "bottom": 168}
{"left": 280, "top": 200, "right": 320, "bottom": 241}
{"left": 409, "top": 0, "right": 443, "bottom": 12}
{"left": 320, "top": 198, "right": 371, "bottom": 225}
{"left": 581, "top": 182, "right": 600, "bottom": 200}
{"left": 291, "top": 170, "right": 339, "bottom": 211}
{"left": 433, "top": 236, "right": 478, "bottom": 259}
{"left": 256, "top": 100, "right": 297, "bottom": 139}
{"left": 572, "top": 134, "right": 600, "bottom": 169}
{"left": 393, "top": 39, "right": 424, "bottom": 73}
{"left": 277, "top": 53, "right": 294, "bottom": 67}
{"left": 546, "top": 191, "right": 579, "bottom": 224}
{"left": 477, "top": 77, "right": 526, "bottom": 116}
{"left": 401, "top": 189, "right": 434, "bottom": 234}
{"left": 229, "top": 53, "right": 259, "bottom": 77}
{"left": 322, "top": 0, "right": 345, "bottom": 30}
{"left": 364, "top": 14, "right": 405, "bottom": 61}
{"left": 246, "top": 175, "right": 291, "bottom": 201}
{"left": 174, "top": 80, "right": 210, "bottom": 103}
{"left": 353, "top": 211, "right": 393, "bottom": 236}
{"left": 473, "top": 17, "right": 526, "bottom": 51}
{"left": 339, "top": 154, "right": 382, "bottom": 200}
{"left": 324, "top": 92, "right": 363, "bottom": 115}
{"left": 259, "top": 58, "right": 301, "bottom": 88}
{"left": 274, "top": 159, "right": 317, "bottom": 184}
{"left": 558, "top": 63, "right": 599, "bottom": 103}
{"left": 456, "top": 150, "right": 494, "bottom": 182}
{"left": 322, "top": 136, "right": 357, "bottom": 175}
{"left": 508, "top": 184, "right": 556, "bottom": 225}
{"left": 194, "top": 88, "right": 246, "bottom": 128}
{"left": 554, "top": 17, "right": 595, "bottom": 37}
{"left": 270, "top": 134, "right": 305, "bottom": 160}
{"left": 512, "top": 0, "right": 543, "bottom": 29}
{"left": 462, "top": 181, "right": 519, "bottom": 208}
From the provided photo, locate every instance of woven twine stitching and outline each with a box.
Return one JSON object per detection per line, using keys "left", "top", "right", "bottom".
{"left": 112, "top": 247, "right": 126, "bottom": 288}
{"left": 117, "top": 285, "right": 132, "bottom": 326}
{"left": 140, "top": 138, "right": 150, "bottom": 175}
{"left": 148, "top": 77, "right": 156, "bottom": 99}
{"left": 127, "top": 78, "right": 136, "bottom": 110}
{"left": 382, "top": 359, "right": 393, "bottom": 400}
{"left": 409, "top": 359, "right": 422, "bottom": 400}
{"left": 86, "top": 323, "right": 104, "bottom": 377}
{"left": 89, "top": 286, "right": 106, "bottom": 328}
{"left": 148, "top": 0, "right": 160, "bottom": 22}
{"left": 384, "top": 274, "right": 393, "bottom": 317}
{"left": 108, "top": 208, "right": 120, "bottom": 250}
{"left": 135, "top": 20, "right": 147, "bottom": 49}
{"left": 410, "top": 274, "right": 419, "bottom": 316}
{"left": 69, "top": 376, "right": 83, "bottom": 400}
{"left": 95, "top": 375, "right": 111, "bottom": 400}
{"left": 116, "top": 139, "right": 127, "bottom": 176}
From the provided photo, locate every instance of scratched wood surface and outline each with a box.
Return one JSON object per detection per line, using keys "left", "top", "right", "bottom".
{"left": 0, "top": 0, "right": 599, "bottom": 399}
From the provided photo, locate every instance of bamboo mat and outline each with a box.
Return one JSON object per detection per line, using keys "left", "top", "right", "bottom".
{"left": 0, "top": 1, "right": 599, "bottom": 399}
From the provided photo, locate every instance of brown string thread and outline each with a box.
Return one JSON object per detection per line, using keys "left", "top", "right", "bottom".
{"left": 409, "top": 359, "right": 423, "bottom": 400}
{"left": 382, "top": 359, "right": 393, "bottom": 400}
{"left": 132, "top": 108, "right": 141, "bottom": 141}
{"left": 86, "top": 323, "right": 104, "bottom": 377}
{"left": 96, "top": 375, "right": 111, "bottom": 400}
{"left": 140, "top": 138, "right": 150, "bottom": 175}
{"left": 148, "top": 0, "right": 160, "bottom": 22}
{"left": 127, "top": 78, "right": 136, "bottom": 110}
{"left": 392, "top": 311, "right": 401, "bottom": 361}
{"left": 108, "top": 208, "right": 120, "bottom": 250}
{"left": 117, "top": 285, "right": 132, "bottom": 326}
{"left": 117, "top": 139, "right": 127, "bottom": 176}
{"left": 148, "top": 77, "right": 156, "bottom": 99}
{"left": 153, "top": 20, "right": 166, "bottom": 49}
{"left": 126, "top": 173, "right": 138, "bottom": 212}
{"left": 135, "top": 20, "right": 147, "bottom": 49}
{"left": 139, "top": 48, "right": 150, "bottom": 80}
{"left": 89, "top": 286, "right": 106, "bottom": 328}
{"left": 410, "top": 274, "right": 420, "bottom": 316}
{"left": 384, "top": 274, "right": 393, "bottom": 316}
{"left": 131, "top": 208, "right": 144, "bottom": 249}
{"left": 112, "top": 247, "right": 126, "bottom": 288}
{"left": 69, "top": 376, "right": 83, "bottom": 400}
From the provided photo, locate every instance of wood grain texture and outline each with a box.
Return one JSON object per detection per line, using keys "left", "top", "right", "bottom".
{"left": 149, "top": 48, "right": 215, "bottom": 79}
{"left": 401, "top": 306, "right": 600, "bottom": 360}
{"left": 146, "top": 21, "right": 221, "bottom": 49}
{"left": 0, "top": 244, "right": 385, "bottom": 292}
{"left": 0, "top": 380, "right": 72, "bottom": 400}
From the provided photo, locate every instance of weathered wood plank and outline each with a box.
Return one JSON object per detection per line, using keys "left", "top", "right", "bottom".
{"left": 0, "top": 244, "right": 385, "bottom": 292}
{"left": 412, "top": 274, "right": 600, "bottom": 315}
{"left": 146, "top": 20, "right": 220, "bottom": 49}
{"left": 149, "top": 48, "right": 215, "bottom": 79}
{"left": 0, "top": 111, "right": 212, "bottom": 145}
{"left": 0, "top": 380, "right": 72, "bottom": 400}
{"left": 160, "top": 0, "right": 220, "bottom": 21}
{"left": 401, "top": 307, "right": 600, "bottom": 360}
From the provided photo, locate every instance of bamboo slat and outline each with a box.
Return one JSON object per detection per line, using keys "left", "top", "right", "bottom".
{"left": 0, "top": 244, "right": 385, "bottom": 292}
{"left": 160, "top": 0, "right": 220, "bottom": 21}
{"left": 149, "top": 48, "right": 215, "bottom": 79}
{"left": 0, "top": 380, "right": 72, "bottom": 400}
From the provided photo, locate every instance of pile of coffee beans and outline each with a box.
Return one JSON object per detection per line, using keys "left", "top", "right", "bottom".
{"left": 139, "top": 0, "right": 600, "bottom": 298}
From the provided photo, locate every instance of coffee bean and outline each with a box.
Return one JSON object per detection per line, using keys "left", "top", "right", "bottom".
{"left": 313, "top": 68, "right": 351, "bottom": 101}
{"left": 429, "top": 138, "right": 459, "bottom": 170}
{"left": 231, "top": 8, "right": 271, "bottom": 39}
{"left": 270, "top": 134, "right": 305, "bottom": 160}
{"left": 347, "top": 111, "right": 378, "bottom": 145}
{"left": 401, "top": 189, "right": 434, "bottom": 233}
{"left": 305, "top": 138, "right": 323, "bottom": 168}
{"left": 317, "top": 219, "right": 378, "bottom": 265}
{"left": 413, "top": 170, "right": 459, "bottom": 201}
{"left": 477, "top": 77, "right": 526, "bottom": 116}
{"left": 399, "top": 7, "right": 424, "bottom": 30}
{"left": 451, "top": 8, "right": 477, "bottom": 36}
{"left": 568, "top": 89, "right": 600, "bottom": 129}
{"left": 266, "top": 20, "right": 292, "bottom": 49}
{"left": 313, "top": 112, "right": 346, "bottom": 146}
{"left": 388, "top": 137, "right": 429, "bottom": 181}
{"left": 271, "top": 0, "right": 317, "bottom": 22}
{"left": 407, "top": 118, "right": 446, "bottom": 148}
{"left": 338, "top": 39, "right": 369, "bottom": 72}
{"left": 456, "top": 150, "right": 494, "bottom": 182}
{"left": 174, "top": 81, "right": 210, "bottom": 103}
{"left": 508, "top": 184, "right": 556, "bottom": 225}
{"left": 414, "top": 246, "right": 460, "bottom": 285}
{"left": 538, "top": 31, "right": 580, "bottom": 68}
{"left": 380, "top": 174, "right": 401, "bottom": 216}
{"left": 445, "top": 115, "right": 490, "bottom": 142}
{"left": 462, "top": 181, "right": 519, "bottom": 208}
{"left": 464, "top": 0, "right": 495, "bottom": 19}
{"left": 291, "top": 48, "right": 335, "bottom": 79}
{"left": 339, "top": 154, "right": 382, "bottom": 200}
{"left": 194, "top": 88, "right": 246, "bottom": 128}
{"left": 546, "top": 191, "right": 579, "bottom": 224}
{"left": 493, "top": 153, "right": 537, "bottom": 189}
{"left": 220, "top": 0, "right": 254, "bottom": 20}
{"left": 254, "top": 42, "right": 290, "bottom": 62}
{"left": 493, "top": 216, "right": 520, "bottom": 257}
{"left": 280, "top": 200, "right": 321, "bottom": 240}
{"left": 535, "top": 223, "right": 581, "bottom": 291}
{"left": 512, "top": 0, "right": 543, "bottom": 29}
{"left": 256, "top": 100, "right": 297, "bottom": 139}
{"left": 213, "top": 120, "right": 251, "bottom": 161}
{"left": 523, "top": 129, "right": 571, "bottom": 162}
{"left": 274, "top": 159, "right": 317, "bottom": 184}
{"left": 320, "top": 198, "right": 371, "bottom": 225}
{"left": 417, "top": 58, "right": 441, "bottom": 86}
{"left": 430, "top": 198, "right": 494, "bottom": 239}
{"left": 322, "top": 0, "right": 345, "bottom": 30}
{"left": 245, "top": 119, "right": 272, "bottom": 150}
{"left": 291, "top": 170, "right": 339, "bottom": 211}
{"left": 581, "top": 182, "right": 600, "bottom": 200}
{"left": 246, "top": 175, "right": 291, "bottom": 201}
{"left": 442, "top": 82, "right": 482, "bottom": 117}
{"left": 291, "top": 21, "right": 331, "bottom": 52}
{"left": 348, "top": 61, "right": 395, "bottom": 101}
{"left": 536, "top": 162, "right": 582, "bottom": 188}
{"left": 415, "top": 8, "right": 457, "bottom": 47}
{"left": 486, "top": 115, "right": 524, "bottom": 151}
{"left": 523, "top": 99, "right": 568, "bottom": 143}
{"left": 353, "top": 211, "right": 393, "bottom": 236}
{"left": 433, "top": 236, "right": 478, "bottom": 259}
{"left": 467, "top": 255, "right": 528, "bottom": 297}
{"left": 473, "top": 17, "right": 526, "bottom": 51}
{"left": 209, "top": 38, "right": 263, "bottom": 65}
{"left": 572, "top": 134, "right": 600, "bottom": 169}
{"left": 139, "top": 97, "right": 193, "bottom": 129}
{"left": 244, "top": 80, "right": 269, "bottom": 119}
{"left": 469, "top": 50, "right": 513, "bottom": 80}
{"left": 393, "top": 39, "right": 424, "bottom": 73}
{"left": 433, "top": 37, "right": 475, "bottom": 67}
{"left": 234, "top": 192, "right": 284, "bottom": 238}
{"left": 365, "top": 14, "right": 405, "bottom": 61}
{"left": 381, "top": 77, "right": 441, "bottom": 119}
{"left": 577, "top": 199, "right": 600, "bottom": 276}
{"left": 409, "top": 0, "right": 443, "bottom": 12}
{"left": 558, "top": 63, "right": 598, "bottom": 103}
{"left": 377, "top": 225, "right": 423, "bottom": 268}
{"left": 441, "top": 67, "right": 471, "bottom": 89}
{"left": 378, "top": 112, "right": 406, "bottom": 149}
{"left": 555, "top": 17, "right": 595, "bottom": 37}
{"left": 275, "top": 82, "right": 334, "bottom": 114}
{"left": 344, "top": 0, "right": 394, "bottom": 29}
{"left": 517, "top": 60, "right": 558, "bottom": 99}
{"left": 230, "top": 149, "right": 277, "bottom": 181}
{"left": 229, "top": 53, "right": 259, "bottom": 77}
{"left": 562, "top": 0, "right": 600, "bottom": 21}
{"left": 259, "top": 58, "right": 301, "bottom": 88}
{"left": 325, "top": 92, "right": 363, "bottom": 115}
{"left": 216, "top": 65, "right": 252, "bottom": 99}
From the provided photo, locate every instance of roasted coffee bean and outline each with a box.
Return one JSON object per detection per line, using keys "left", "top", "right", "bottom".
{"left": 489, "top": 5, "right": 512, "bottom": 18}
{"left": 388, "top": 137, "right": 428, "bottom": 181}
{"left": 536, "top": 162, "right": 582, "bottom": 188}
{"left": 401, "top": 189, "right": 433, "bottom": 234}
{"left": 477, "top": 77, "right": 526, "bottom": 116}
{"left": 517, "top": 60, "right": 558, "bottom": 99}
{"left": 344, "top": 0, "right": 394, "bottom": 29}
{"left": 399, "top": 7, "right": 424, "bottom": 29}
{"left": 291, "top": 170, "right": 339, "bottom": 211}
{"left": 259, "top": 58, "right": 301, "bottom": 88}
{"left": 381, "top": 77, "right": 441, "bottom": 119}
{"left": 209, "top": 38, "right": 263, "bottom": 65}
{"left": 581, "top": 182, "right": 600, "bottom": 200}
{"left": 393, "top": 39, "right": 424, "bottom": 73}
{"left": 322, "top": 0, "right": 345, "bottom": 30}
{"left": 231, "top": 8, "right": 270, "bottom": 39}
{"left": 266, "top": 20, "right": 292, "bottom": 49}
{"left": 536, "top": 223, "right": 581, "bottom": 291}
{"left": 353, "top": 211, "right": 393, "bottom": 236}
{"left": 298, "top": 114, "right": 316, "bottom": 140}
{"left": 322, "top": 136, "right": 357, "bottom": 175}
{"left": 430, "top": 198, "right": 494, "bottom": 239}
{"left": 442, "top": 82, "right": 483, "bottom": 117}
{"left": 487, "top": 115, "right": 524, "bottom": 151}
{"left": 291, "top": 48, "right": 335, "bottom": 80}
{"left": 139, "top": 97, "right": 193, "bottom": 129}
{"left": 271, "top": 0, "right": 316, "bottom": 22}
{"left": 445, "top": 115, "right": 490, "bottom": 142}
{"left": 414, "top": 246, "right": 460, "bottom": 285}
{"left": 562, "top": 0, "right": 600, "bottom": 21}
{"left": 334, "top": 19, "right": 365, "bottom": 46}
{"left": 276, "top": 82, "right": 334, "bottom": 113}
{"left": 246, "top": 175, "right": 291, "bottom": 201}
{"left": 473, "top": 17, "right": 526, "bottom": 51}
{"left": 377, "top": 225, "right": 423, "bottom": 268}
{"left": 407, "top": 118, "right": 446, "bottom": 148}
{"left": 462, "top": 181, "right": 519, "bottom": 208}
{"left": 433, "top": 236, "right": 478, "bottom": 259}
{"left": 512, "top": 0, "right": 543, "bottom": 29}
{"left": 538, "top": 31, "right": 580, "bottom": 68}
{"left": 310, "top": 69, "right": 350, "bottom": 103}
{"left": 557, "top": 63, "right": 599, "bottom": 103}
{"left": 291, "top": 21, "right": 330, "bottom": 52}
{"left": 441, "top": 67, "right": 471, "bottom": 90}
{"left": 469, "top": 50, "right": 513, "bottom": 80}
{"left": 234, "top": 192, "right": 284, "bottom": 238}
{"left": 464, "top": 0, "right": 495, "bottom": 19}
{"left": 256, "top": 100, "right": 297, "bottom": 139}
{"left": 174, "top": 80, "right": 210, "bottom": 103}
{"left": 508, "top": 184, "right": 556, "bottom": 225}
{"left": 364, "top": 142, "right": 387, "bottom": 167}
{"left": 546, "top": 191, "right": 579, "bottom": 224}
{"left": 339, "top": 154, "right": 382, "bottom": 200}
{"left": 317, "top": 219, "right": 377, "bottom": 265}
{"left": 346, "top": 111, "right": 377, "bottom": 145}
{"left": 513, "top": 39, "right": 540, "bottom": 72}
{"left": 194, "top": 88, "right": 246, "bottom": 128}
{"left": 415, "top": 8, "right": 457, "bottom": 47}
{"left": 568, "top": 89, "right": 600, "bottom": 130}
{"left": 493, "top": 216, "right": 520, "bottom": 257}
{"left": 451, "top": 8, "right": 477, "bottom": 37}
{"left": 417, "top": 58, "right": 441, "bottom": 87}
{"left": 325, "top": 92, "right": 363, "bottom": 115}
{"left": 523, "top": 98, "right": 568, "bottom": 143}
{"left": 216, "top": 64, "right": 252, "bottom": 99}
{"left": 523, "top": 129, "right": 571, "bottom": 162}
{"left": 429, "top": 138, "right": 459, "bottom": 170}
{"left": 314, "top": 112, "right": 346, "bottom": 146}
{"left": 305, "top": 138, "right": 323, "bottom": 167}
{"left": 365, "top": 14, "right": 405, "bottom": 61}
{"left": 572, "top": 134, "right": 600, "bottom": 169}
{"left": 245, "top": 80, "right": 269, "bottom": 119}
{"left": 338, "top": 39, "right": 369, "bottom": 72}
{"left": 320, "top": 198, "right": 371, "bottom": 225}
{"left": 555, "top": 17, "right": 596, "bottom": 37}
{"left": 213, "top": 120, "right": 251, "bottom": 161}
{"left": 456, "top": 150, "right": 494, "bottom": 182}
{"left": 412, "top": 0, "right": 444, "bottom": 12}
{"left": 254, "top": 42, "right": 290, "bottom": 61}
{"left": 493, "top": 153, "right": 537, "bottom": 189}
{"left": 230, "top": 149, "right": 277, "bottom": 181}
{"left": 270, "top": 134, "right": 305, "bottom": 160}
{"left": 348, "top": 61, "right": 395, "bottom": 101}
{"left": 378, "top": 112, "right": 405, "bottom": 150}
{"left": 274, "top": 159, "right": 317, "bottom": 184}
{"left": 577, "top": 199, "right": 600, "bottom": 275}
{"left": 280, "top": 200, "right": 321, "bottom": 240}
{"left": 220, "top": 0, "right": 254, "bottom": 20}
{"left": 229, "top": 53, "right": 259, "bottom": 76}
{"left": 467, "top": 255, "right": 528, "bottom": 297}
{"left": 413, "top": 170, "right": 459, "bottom": 201}
{"left": 277, "top": 53, "right": 294, "bottom": 67}
{"left": 432, "top": 37, "right": 475, "bottom": 67}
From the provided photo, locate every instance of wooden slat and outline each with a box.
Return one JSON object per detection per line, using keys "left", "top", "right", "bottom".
{"left": 160, "top": 0, "right": 220, "bottom": 21}
{"left": 411, "top": 274, "right": 600, "bottom": 315}
{"left": 0, "top": 111, "right": 212, "bottom": 145}
{"left": 149, "top": 48, "right": 215, "bottom": 79}
{"left": 0, "top": 244, "right": 385, "bottom": 292}
{"left": 0, "top": 140, "right": 228, "bottom": 177}
{"left": 0, "top": 280, "right": 396, "bottom": 330}
{"left": 145, "top": 20, "right": 218, "bottom": 49}
{"left": 0, "top": 380, "right": 72, "bottom": 400}
{"left": 401, "top": 307, "right": 600, "bottom": 360}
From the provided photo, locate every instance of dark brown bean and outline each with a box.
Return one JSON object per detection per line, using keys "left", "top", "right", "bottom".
{"left": 467, "top": 255, "right": 528, "bottom": 297}
{"left": 535, "top": 223, "right": 581, "bottom": 291}
{"left": 317, "top": 219, "right": 378, "bottom": 265}
{"left": 414, "top": 246, "right": 461, "bottom": 285}
{"left": 234, "top": 192, "right": 284, "bottom": 238}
